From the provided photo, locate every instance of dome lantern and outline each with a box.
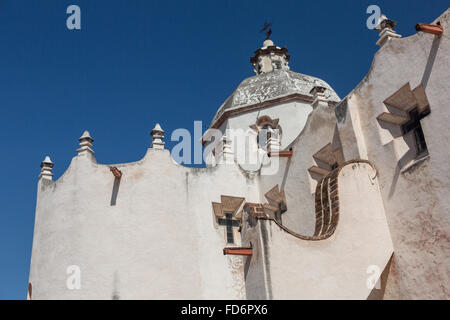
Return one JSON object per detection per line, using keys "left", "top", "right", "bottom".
{"left": 250, "top": 39, "right": 290, "bottom": 75}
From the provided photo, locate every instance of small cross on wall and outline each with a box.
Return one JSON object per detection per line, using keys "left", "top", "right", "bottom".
{"left": 218, "top": 213, "right": 240, "bottom": 244}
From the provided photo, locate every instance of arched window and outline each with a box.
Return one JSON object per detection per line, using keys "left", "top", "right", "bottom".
{"left": 252, "top": 116, "right": 282, "bottom": 151}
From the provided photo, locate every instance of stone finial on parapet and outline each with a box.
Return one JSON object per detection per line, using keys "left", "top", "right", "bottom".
{"left": 77, "top": 130, "right": 94, "bottom": 155}
{"left": 310, "top": 80, "right": 328, "bottom": 108}
{"left": 151, "top": 123, "right": 165, "bottom": 149}
{"left": 39, "top": 156, "right": 54, "bottom": 180}
{"left": 375, "top": 14, "right": 402, "bottom": 47}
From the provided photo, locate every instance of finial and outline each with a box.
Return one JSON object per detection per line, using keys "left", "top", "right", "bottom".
{"left": 262, "top": 39, "right": 274, "bottom": 48}
{"left": 310, "top": 80, "right": 328, "bottom": 109}
{"left": 40, "top": 156, "right": 54, "bottom": 180}
{"left": 77, "top": 130, "right": 94, "bottom": 155}
{"left": 375, "top": 14, "right": 397, "bottom": 31}
{"left": 151, "top": 123, "right": 165, "bottom": 149}
{"left": 260, "top": 22, "right": 272, "bottom": 40}
{"left": 375, "top": 14, "right": 401, "bottom": 47}
{"left": 310, "top": 80, "right": 326, "bottom": 95}
{"left": 250, "top": 23, "right": 290, "bottom": 75}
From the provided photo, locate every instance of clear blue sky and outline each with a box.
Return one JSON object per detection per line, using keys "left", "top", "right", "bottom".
{"left": 0, "top": 0, "right": 447, "bottom": 299}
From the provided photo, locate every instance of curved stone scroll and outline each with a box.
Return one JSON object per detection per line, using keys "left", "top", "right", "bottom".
{"left": 245, "top": 160, "right": 377, "bottom": 241}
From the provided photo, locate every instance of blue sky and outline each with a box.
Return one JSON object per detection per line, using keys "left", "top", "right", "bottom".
{"left": 0, "top": 0, "right": 447, "bottom": 299}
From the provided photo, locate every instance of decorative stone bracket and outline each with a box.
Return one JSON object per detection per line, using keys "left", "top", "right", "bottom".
{"left": 377, "top": 83, "right": 430, "bottom": 126}
{"left": 243, "top": 160, "right": 376, "bottom": 241}
{"left": 215, "top": 161, "right": 375, "bottom": 243}
{"left": 308, "top": 143, "right": 344, "bottom": 178}
{"left": 212, "top": 196, "right": 245, "bottom": 221}
{"left": 244, "top": 185, "right": 287, "bottom": 222}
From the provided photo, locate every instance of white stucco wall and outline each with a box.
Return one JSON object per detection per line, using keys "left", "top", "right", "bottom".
{"left": 336, "top": 8, "right": 450, "bottom": 299}
{"left": 29, "top": 149, "right": 259, "bottom": 299}
{"left": 257, "top": 106, "right": 338, "bottom": 236}
{"left": 242, "top": 162, "right": 393, "bottom": 299}
{"left": 225, "top": 100, "right": 312, "bottom": 150}
{"left": 29, "top": 9, "right": 450, "bottom": 300}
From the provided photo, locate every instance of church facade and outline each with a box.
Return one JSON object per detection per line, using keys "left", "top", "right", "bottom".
{"left": 28, "top": 9, "right": 450, "bottom": 299}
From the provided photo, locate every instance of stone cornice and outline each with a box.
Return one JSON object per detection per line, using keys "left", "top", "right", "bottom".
{"left": 209, "top": 93, "right": 338, "bottom": 131}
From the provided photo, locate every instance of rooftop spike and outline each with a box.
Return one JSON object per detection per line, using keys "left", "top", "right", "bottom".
{"left": 39, "top": 156, "right": 54, "bottom": 180}
{"left": 77, "top": 130, "right": 94, "bottom": 155}
{"left": 151, "top": 123, "right": 165, "bottom": 149}
{"left": 375, "top": 14, "right": 402, "bottom": 47}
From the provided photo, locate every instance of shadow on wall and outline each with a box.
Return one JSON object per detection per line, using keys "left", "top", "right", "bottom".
{"left": 378, "top": 108, "right": 405, "bottom": 140}
{"left": 422, "top": 36, "right": 441, "bottom": 88}
{"left": 386, "top": 128, "right": 426, "bottom": 199}
{"left": 110, "top": 178, "right": 121, "bottom": 206}
{"left": 112, "top": 271, "right": 120, "bottom": 300}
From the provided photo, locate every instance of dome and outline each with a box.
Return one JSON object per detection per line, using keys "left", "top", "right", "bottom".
{"left": 210, "top": 69, "right": 341, "bottom": 127}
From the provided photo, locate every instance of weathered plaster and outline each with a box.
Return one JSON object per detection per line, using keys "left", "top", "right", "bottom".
{"left": 337, "top": 8, "right": 450, "bottom": 299}
{"left": 29, "top": 9, "right": 450, "bottom": 300}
